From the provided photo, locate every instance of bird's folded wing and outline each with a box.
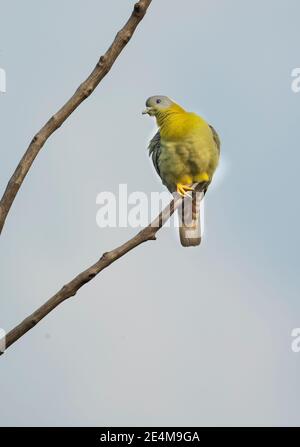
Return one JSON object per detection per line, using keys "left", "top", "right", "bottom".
{"left": 209, "top": 124, "right": 221, "bottom": 154}
{"left": 148, "top": 130, "right": 161, "bottom": 178}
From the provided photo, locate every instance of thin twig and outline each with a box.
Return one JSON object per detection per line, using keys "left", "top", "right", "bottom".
{"left": 0, "top": 0, "right": 152, "bottom": 235}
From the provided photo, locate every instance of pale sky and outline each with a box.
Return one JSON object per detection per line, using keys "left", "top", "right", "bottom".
{"left": 0, "top": 0, "right": 300, "bottom": 426}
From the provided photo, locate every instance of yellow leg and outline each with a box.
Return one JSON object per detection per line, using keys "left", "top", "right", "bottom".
{"left": 176, "top": 183, "right": 193, "bottom": 197}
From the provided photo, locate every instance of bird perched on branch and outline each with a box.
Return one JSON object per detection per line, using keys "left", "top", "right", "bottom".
{"left": 143, "top": 95, "right": 220, "bottom": 247}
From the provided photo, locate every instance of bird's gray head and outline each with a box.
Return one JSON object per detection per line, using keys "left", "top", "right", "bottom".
{"left": 142, "top": 95, "right": 174, "bottom": 116}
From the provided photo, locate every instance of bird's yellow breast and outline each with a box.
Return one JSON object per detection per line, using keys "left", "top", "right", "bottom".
{"left": 159, "top": 110, "right": 204, "bottom": 140}
{"left": 156, "top": 107, "right": 219, "bottom": 190}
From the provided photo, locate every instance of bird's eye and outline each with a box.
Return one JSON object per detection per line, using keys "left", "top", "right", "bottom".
{"left": 156, "top": 99, "right": 161, "bottom": 104}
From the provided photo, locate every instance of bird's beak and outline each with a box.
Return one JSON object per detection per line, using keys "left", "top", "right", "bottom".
{"left": 142, "top": 107, "right": 153, "bottom": 116}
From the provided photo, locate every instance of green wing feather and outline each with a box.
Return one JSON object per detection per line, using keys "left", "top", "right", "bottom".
{"left": 148, "top": 131, "right": 162, "bottom": 178}
{"left": 209, "top": 124, "right": 221, "bottom": 154}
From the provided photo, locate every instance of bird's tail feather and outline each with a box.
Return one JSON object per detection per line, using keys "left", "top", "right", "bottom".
{"left": 178, "top": 190, "right": 204, "bottom": 247}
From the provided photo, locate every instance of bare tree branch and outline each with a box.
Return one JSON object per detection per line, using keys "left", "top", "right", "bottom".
{"left": 0, "top": 193, "right": 183, "bottom": 355}
{"left": 0, "top": 0, "right": 152, "bottom": 235}
{"left": 0, "top": 183, "right": 207, "bottom": 355}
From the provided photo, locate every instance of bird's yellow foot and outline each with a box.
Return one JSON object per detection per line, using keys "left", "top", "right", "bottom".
{"left": 176, "top": 183, "right": 193, "bottom": 197}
